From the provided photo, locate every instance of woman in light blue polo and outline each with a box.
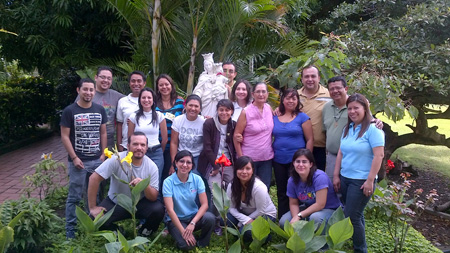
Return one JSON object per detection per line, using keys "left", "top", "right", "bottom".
{"left": 333, "top": 93, "right": 384, "bottom": 253}
{"left": 163, "top": 150, "right": 215, "bottom": 251}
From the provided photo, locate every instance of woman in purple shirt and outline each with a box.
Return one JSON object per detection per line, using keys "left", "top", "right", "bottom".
{"left": 272, "top": 88, "right": 313, "bottom": 218}
{"left": 279, "top": 149, "right": 341, "bottom": 229}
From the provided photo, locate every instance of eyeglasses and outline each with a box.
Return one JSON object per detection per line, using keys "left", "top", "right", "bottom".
{"left": 178, "top": 159, "right": 193, "bottom": 165}
{"left": 98, "top": 75, "right": 112, "bottom": 81}
{"left": 294, "top": 159, "right": 310, "bottom": 165}
{"left": 223, "top": 69, "right": 235, "bottom": 74}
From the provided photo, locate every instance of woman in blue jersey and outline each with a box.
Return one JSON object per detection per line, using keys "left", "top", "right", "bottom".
{"left": 333, "top": 93, "right": 384, "bottom": 253}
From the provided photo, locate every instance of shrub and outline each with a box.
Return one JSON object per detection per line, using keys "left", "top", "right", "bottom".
{"left": 0, "top": 77, "right": 57, "bottom": 144}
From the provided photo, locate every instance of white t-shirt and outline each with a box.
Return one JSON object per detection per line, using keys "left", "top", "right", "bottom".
{"left": 95, "top": 151, "right": 159, "bottom": 204}
{"left": 232, "top": 101, "right": 248, "bottom": 122}
{"left": 171, "top": 114, "right": 205, "bottom": 157}
{"left": 129, "top": 111, "right": 165, "bottom": 147}
{"left": 116, "top": 95, "right": 139, "bottom": 148}
{"left": 217, "top": 123, "right": 230, "bottom": 159}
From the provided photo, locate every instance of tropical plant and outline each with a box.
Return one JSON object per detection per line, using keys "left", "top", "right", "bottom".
{"left": 22, "top": 152, "right": 67, "bottom": 200}
{"left": 0, "top": 208, "right": 25, "bottom": 252}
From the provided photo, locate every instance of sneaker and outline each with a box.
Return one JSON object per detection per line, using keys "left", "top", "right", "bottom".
{"left": 138, "top": 228, "right": 152, "bottom": 237}
{"left": 161, "top": 227, "right": 170, "bottom": 237}
{"left": 214, "top": 226, "right": 223, "bottom": 236}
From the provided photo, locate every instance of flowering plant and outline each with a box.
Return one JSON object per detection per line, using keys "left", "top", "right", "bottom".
{"left": 104, "top": 146, "right": 134, "bottom": 183}
{"left": 385, "top": 159, "right": 395, "bottom": 174}
{"left": 213, "top": 153, "right": 232, "bottom": 250}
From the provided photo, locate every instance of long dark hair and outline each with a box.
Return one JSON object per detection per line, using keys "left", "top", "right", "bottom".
{"left": 291, "top": 149, "right": 317, "bottom": 186}
{"left": 231, "top": 79, "right": 252, "bottom": 105}
{"left": 155, "top": 74, "right": 178, "bottom": 110}
{"left": 136, "top": 88, "right": 157, "bottom": 126}
{"left": 343, "top": 93, "right": 372, "bottom": 139}
{"left": 230, "top": 156, "right": 256, "bottom": 210}
{"left": 279, "top": 88, "right": 303, "bottom": 117}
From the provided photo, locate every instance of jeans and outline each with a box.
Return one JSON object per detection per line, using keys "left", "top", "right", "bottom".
{"left": 146, "top": 147, "right": 164, "bottom": 185}
{"left": 167, "top": 211, "right": 215, "bottom": 251}
{"left": 65, "top": 158, "right": 103, "bottom": 238}
{"left": 313, "top": 147, "right": 326, "bottom": 171}
{"left": 98, "top": 197, "right": 164, "bottom": 233}
{"left": 278, "top": 208, "right": 336, "bottom": 231}
{"left": 273, "top": 161, "right": 290, "bottom": 219}
{"left": 340, "top": 176, "right": 375, "bottom": 253}
{"left": 253, "top": 159, "right": 272, "bottom": 190}
{"left": 325, "top": 152, "right": 337, "bottom": 181}
{"left": 226, "top": 212, "right": 276, "bottom": 242}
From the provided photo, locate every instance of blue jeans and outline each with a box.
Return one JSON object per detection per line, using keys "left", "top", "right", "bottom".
{"left": 254, "top": 159, "right": 272, "bottom": 190}
{"left": 65, "top": 158, "right": 103, "bottom": 238}
{"left": 279, "top": 208, "right": 336, "bottom": 231}
{"left": 340, "top": 176, "right": 375, "bottom": 253}
{"left": 146, "top": 147, "right": 164, "bottom": 185}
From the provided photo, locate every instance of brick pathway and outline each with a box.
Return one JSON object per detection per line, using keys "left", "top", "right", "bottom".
{"left": 0, "top": 133, "right": 67, "bottom": 203}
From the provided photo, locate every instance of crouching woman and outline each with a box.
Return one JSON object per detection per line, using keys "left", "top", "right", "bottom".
{"left": 163, "top": 150, "right": 215, "bottom": 251}
{"left": 279, "top": 149, "right": 341, "bottom": 228}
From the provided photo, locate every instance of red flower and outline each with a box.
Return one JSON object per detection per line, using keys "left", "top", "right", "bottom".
{"left": 215, "top": 153, "right": 231, "bottom": 167}
{"left": 387, "top": 159, "right": 395, "bottom": 169}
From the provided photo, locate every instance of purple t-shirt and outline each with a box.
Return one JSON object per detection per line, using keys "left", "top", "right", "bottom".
{"left": 287, "top": 170, "right": 341, "bottom": 209}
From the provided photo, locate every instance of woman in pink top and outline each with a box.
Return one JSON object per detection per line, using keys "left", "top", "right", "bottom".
{"left": 233, "top": 82, "right": 274, "bottom": 189}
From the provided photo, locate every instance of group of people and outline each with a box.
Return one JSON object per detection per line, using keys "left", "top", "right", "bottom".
{"left": 61, "top": 63, "right": 384, "bottom": 253}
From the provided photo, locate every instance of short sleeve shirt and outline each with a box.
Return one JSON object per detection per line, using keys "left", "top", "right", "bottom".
{"left": 171, "top": 114, "right": 205, "bottom": 157}
{"left": 60, "top": 102, "right": 107, "bottom": 161}
{"left": 287, "top": 170, "right": 341, "bottom": 209}
{"left": 95, "top": 151, "right": 159, "bottom": 204}
{"left": 116, "top": 95, "right": 139, "bottom": 148}
{"left": 129, "top": 111, "right": 165, "bottom": 147}
{"left": 162, "top": 172, "right": 206, "bottom": 221}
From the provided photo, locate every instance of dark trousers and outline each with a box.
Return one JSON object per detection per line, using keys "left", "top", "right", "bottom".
{"left": 167, "top": 211, "right": 215, "bottom": 251}
{"left": 273, "top": 161, "right": 290, "bottom": 219}
{"left": 313, "top": 147, "right": 326, "bottom": 171}
{"left": 98, "top": 196, "right": 164, "bottom": 233}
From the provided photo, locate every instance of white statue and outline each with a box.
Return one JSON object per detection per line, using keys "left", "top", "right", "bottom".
{"left": 193, "top": 53, "right": 229, "bottom": 117}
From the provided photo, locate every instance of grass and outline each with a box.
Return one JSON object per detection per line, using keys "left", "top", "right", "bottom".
{"left": 377, "top": 105, "right": 450, "bottom": 178}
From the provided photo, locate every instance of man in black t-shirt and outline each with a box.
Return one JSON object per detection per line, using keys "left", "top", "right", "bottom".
{"left": 60, "top": 78, "right": 107, "bottom": 239}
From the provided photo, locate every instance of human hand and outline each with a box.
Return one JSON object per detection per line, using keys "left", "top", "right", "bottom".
{"left": 118, "top": 145, "right": 124, "bottom": 152}
{"left": 90, "top": 206, "right": 106, "bottom": 218}
{"left": 210, "top": 169, "right": 220, "bottom": 177}
{"left": 129, "top": 177, "right": 143, "bottom": 187}
{"left": 361, "top": 180, "right": 374, "bottom": 197}
{"left": 374, "top": 119, "right": 384, "bottom": 130}
{"left": 73, "top": 157, "right": 85, "bottom": 169}
{"left": 245, "top": 219, "right": 254, "bottom": 225}
{"left": 290, "top": 216, "right": 300, "bottom": 224}
{"left": 235, "top": 133, "right": 243, "bottom": 143}
{"left": 169, "top": 166, "right": 175, "bottom": 175}
{"left": 182, "top": 225, "right": 197, "bottom": 246}
{"left": 100, "top": 153, "right": 106, "bottom": 162}
{"left": 333, "top": 176, "right": 341, "bottom": 193}
{"left": 273, "top": 107, "right": 281, "bottom": 116}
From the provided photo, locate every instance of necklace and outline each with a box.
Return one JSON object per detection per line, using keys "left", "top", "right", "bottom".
{"left": 333, "top": 106, "right": 345, "bottom": 127}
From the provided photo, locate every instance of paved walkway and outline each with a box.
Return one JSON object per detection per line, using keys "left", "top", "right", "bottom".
{"left": 0, "top": 133, "right": 67, "bottom": 203}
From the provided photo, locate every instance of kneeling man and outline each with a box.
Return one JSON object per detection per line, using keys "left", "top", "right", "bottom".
{"left": 88, "top": 131, "right": 164, "bottom": 235}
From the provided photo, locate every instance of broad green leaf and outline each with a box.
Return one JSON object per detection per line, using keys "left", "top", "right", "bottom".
{"left": 128, "top": 236, "right": 149, "bottom": 247}
{"left": 305, "top": 235, "right": 327, "bottom": 252}
{"left": 117, "top": 194, "right": 134, "bottom": 215}
{"left": 212, "top": 182, "right": 230, "bottom": 214}
{"left": 328, "top": 217, "right": 353, "bottom": 249}
{"left": 315, "top": 220, "right": 326, "bottom": 236}
{"left": 0, "top": 226, "right": 14, "bottom": 252}
{"left": 271, "top": 243, "right": 287, "bottom": 251}
{"left": 227, "top": 227, "right": 240, "bottom": 236}
{"left": 251, "top": 216, "right": 270, "bottom": 241}
{"left": 105, "top": 242, "right": 122, "bottom": 253}
{"left": 131, "top": 177, "right": 150, "bottom": 204}
{"left": 92, "top": 231, "right": 116, "bottom": 243}
{"left": 7, "top": 210, "right": 26, "bottom": 228}
{"left": 378, "top": 179, "right": 388, "bottom": 188}
{"left": 95, "top": 206, "right": 116, "bottom": 230}
{"left": 241, "top": 223, "right": 252, "bottom": 235}
{"left": 286, "top": 233, "right": 306, "bottom": 252}
{"left": 293, "top": 220, "right": 314, "bottom": 243}
{"left": 118, "top": 230, "right": 130, "bottom": 252}
{"left": 249, "top": 239, "right": 263, "bottom": 252}
{"left": 327, "top": 207, "right": 345, "bottom": 228}
{"left": 112, "top": 173, "right": 129, "bottom": 185}
{"left": 229, "top": 238, "right": 241, "bottom": 253}
{"left": 75, "top": 206, "right": 94, "bottom": 233}
{"left": 268, "top": 218, "right": 289, "bottom": 240}
{"left": 284, "top": 219, "right": 295, "bottom": 237}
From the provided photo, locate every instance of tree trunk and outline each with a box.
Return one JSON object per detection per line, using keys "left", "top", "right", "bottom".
{"left": 186, "top": 35, "right": 197, "bottom": 95}
{"left": 151, "top": 0, "right": 161, "bottom": 87}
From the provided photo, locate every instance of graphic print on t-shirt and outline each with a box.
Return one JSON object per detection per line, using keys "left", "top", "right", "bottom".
{"left": 179, "top": 126, "right": 202, "bottom": 149}
{"left": 297, "top": 190, "right": 316, "bottom": 204}
{"left": 74, "top": 113, "right": 102, "bottom": 155}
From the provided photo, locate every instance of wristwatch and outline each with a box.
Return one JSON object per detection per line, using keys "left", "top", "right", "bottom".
{"left": 297, "top": 212, "right": 303, "bottom": 219}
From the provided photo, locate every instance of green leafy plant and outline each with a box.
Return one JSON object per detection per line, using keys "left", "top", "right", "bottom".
{"left": 22, "top": 152, "right": 67, "bottom": 200}
{"left": 0, "top": 208, "right": 26, "bottom": 252}
{"left": 249, "top": 216, "right": 271, "bottom": 252}
{"left": 269, "top": 207, "right": 353, "bottom": 252}
{"left": 369, "top": 174, "right": 439, "bottom": 252}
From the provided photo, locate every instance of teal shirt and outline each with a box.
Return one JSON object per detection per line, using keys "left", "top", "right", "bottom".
{"left": 322, "top": 101, "right": 348, "bottom": 155}
{"left": 340, "top": 123, "right": 385, "bottom": 179}
{"left": 163, "top": 172, "right": 205, "bottom": 221}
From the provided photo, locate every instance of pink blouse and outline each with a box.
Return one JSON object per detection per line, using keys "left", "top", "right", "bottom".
{"left": 241, "top": 103, "right": 274, "bottom": 161}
